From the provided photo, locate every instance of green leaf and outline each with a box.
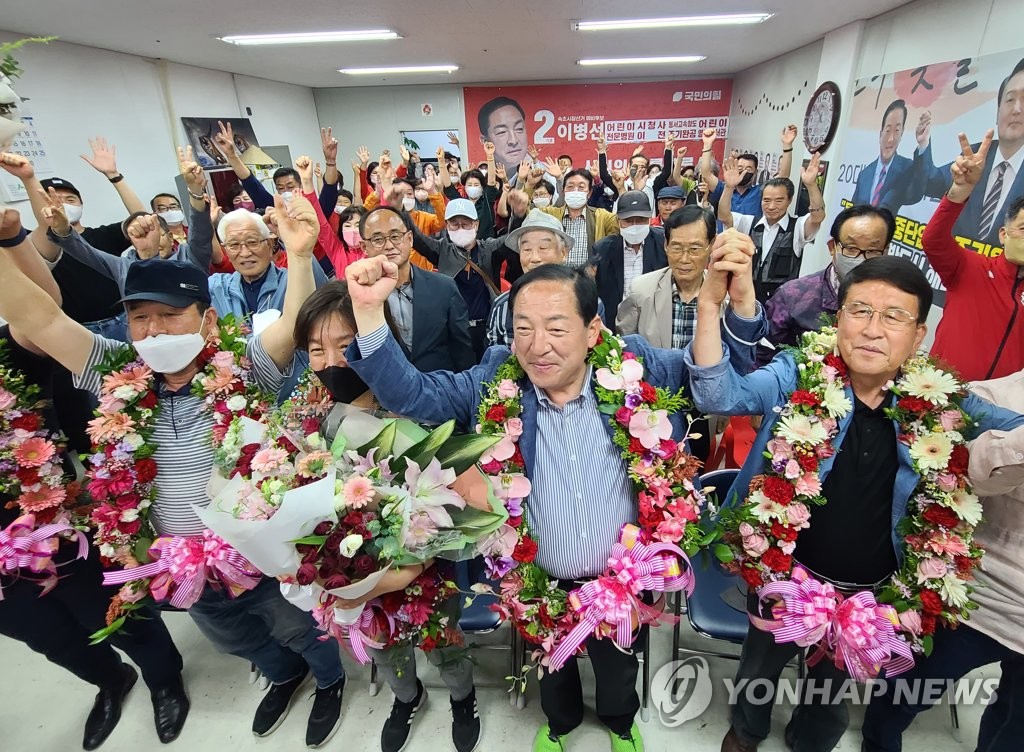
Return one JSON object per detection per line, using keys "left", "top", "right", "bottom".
{"left": 713, "top": 544, "right": 734, "bottom": 563}
{"left": 330, "top": 427, "right": 347, "bottom": 458}
{"left": 89, "top": 616, "right": 126, "bottom": 644}
{"left": 356, "top": 419, "right": 398, "bottom": 458}
{"left": 133, "top": 536, "right": 153, "bottom": 564}
{"left": 291, "top": 535, "right": 328, "bottom": 547}
{"left": 390, "top": 420, "right": 457, "bottom": 479}
{"left": 434, "top": 433, "right": 503, "bottom": 476}
{"left": 597, "top": 402, "right": 619, "bottom": 415}
{"left": 921, "top": 634, "right": 934, "bottom": 656}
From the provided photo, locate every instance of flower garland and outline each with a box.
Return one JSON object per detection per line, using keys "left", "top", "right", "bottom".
{"left": 721, "top": 325, "right": 981, "bottom": 661}
{"left": 478, "top": 330, "right": 705, "bottom": 664}
{"left": 85, "top": 316, "right": 272, "bottom": 627}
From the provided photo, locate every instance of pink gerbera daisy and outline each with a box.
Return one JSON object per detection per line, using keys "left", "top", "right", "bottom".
{"left": 13, "top": 437, "right": 56, "bottom": 468}
{"left": 101, "top": 365, "right": 152, "bottom": 394}
{"left": 16, "top": 484, "right": 67, "bottom": 512}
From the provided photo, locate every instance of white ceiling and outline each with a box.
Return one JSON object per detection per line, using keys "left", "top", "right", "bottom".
{"left": 1, "top": 1, "right": 913, "bottom": 89}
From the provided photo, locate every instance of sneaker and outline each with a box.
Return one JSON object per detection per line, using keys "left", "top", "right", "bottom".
{"left": 381, "top": 680, "right": 427, "bottom": 752}
{"left": 609, "top": 723, "right": 645, "bottom": 752}
{"left": 450, "top": 688, "right": 481, "bottom": 752}
{"left": 252, "top": 668, "right": 309, "bottom": 737}
{"left": 306, "top": 677, "right": 345, "bottom": 748}
{"left": 532, "top": 724, "right": 566, "bottom": 752}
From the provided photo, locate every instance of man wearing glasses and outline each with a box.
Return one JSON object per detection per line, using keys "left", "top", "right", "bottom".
{"left": 359, "top": 206, "right": 474, "bottom": 373}
{"left": 764, "top": 205, "right": 895, "bottom": 350}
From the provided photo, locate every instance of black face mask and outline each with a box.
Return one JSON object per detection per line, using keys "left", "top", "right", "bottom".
{"left": 739, "top": 172, "right": 755, "bottom": 187}
{"left": 313, "top": 366, "right": 369, "bottom": 404}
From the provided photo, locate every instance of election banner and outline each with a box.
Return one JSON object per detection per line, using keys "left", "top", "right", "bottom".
{"left": 830, "top": 50, "right": 1024, "bottom": 306}
{"left": 462, "top": 80, "right": 732, "bottom": 180}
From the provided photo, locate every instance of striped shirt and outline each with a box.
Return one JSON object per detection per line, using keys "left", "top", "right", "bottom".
{"left": 73, "top": 334, "right": 286, "bottom": 536}
{"left": 486, "top": 291, "right": 512, "bottom": 347}
{"left": 563, "top": 213, "right": 589, "bottom": 268}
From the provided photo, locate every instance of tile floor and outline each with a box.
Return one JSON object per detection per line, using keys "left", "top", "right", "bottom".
{"left": 0, "top": 609, "right": 992, "bottom": 752}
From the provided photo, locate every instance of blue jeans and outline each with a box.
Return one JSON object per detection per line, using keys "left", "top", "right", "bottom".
{"left": 862, "top": 624, "right": 1024, "bottom": 752}
{"left": 188, "top": 577, "right": 344, "bottom": 688}
{"left": 84, "top": 312, "right": 129, "bottom": 342}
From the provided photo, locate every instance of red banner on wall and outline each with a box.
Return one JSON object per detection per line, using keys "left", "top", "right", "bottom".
{"left": 462, "top": 79, "right": 733, "bottom": 174}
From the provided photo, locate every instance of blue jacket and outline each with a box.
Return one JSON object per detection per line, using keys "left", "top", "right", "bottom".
{"left": 346, "top": 310, "right": 766, "bottom": 475}
{"left": 684, "top": 345, "right": 1024, "bottom": 566}
{"left": 207, "top": 259, "right": 328, "bottom": 323}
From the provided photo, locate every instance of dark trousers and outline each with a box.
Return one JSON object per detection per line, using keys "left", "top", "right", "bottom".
{"left": 731, "top": 593, "right": 851, "bottom": 752}
{"left": 468, "top": 319, "right": 488, "bottom": 363}
{"left": 862, "top": 624, "right": 1024, "bottom": 752}
{"left": 0, "top": 545, "right": 183, "bottom": 690}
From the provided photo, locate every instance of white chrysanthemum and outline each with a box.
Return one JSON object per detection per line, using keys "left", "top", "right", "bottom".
{"left": 750, "top": 490, "right": 788, "bottom": 523}
{"left": 775, "top": 413, "right": 829, "bottom": 446}
{"left": 951, "top": 489, "right": 983, "bottom": 526}
{"left": 938, "top": 573, "right": 971, "bottom": 609}
{"left": 901, "top": 367, "right": 960, "bottom": 404}
{"left": 909, "top": 431, "right": 954, "bottom": 472}
{"left": 122, "top": 433, "right": 145, "bottom": 451}
{"left": 819, "top": 381, "right": 853, "bottom": 418}
{"left": 226, "top": 394, "right": 247, "bottom": 411}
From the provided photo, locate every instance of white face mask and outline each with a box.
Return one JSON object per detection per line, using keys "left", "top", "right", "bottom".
{"left": 401, "top": 196, "right": 416, "bottom": 211}
{"left": 532, "top": 196, "right": 551, "bottom": 208}
{"left": 449, "top": 228, "right": 476, "bottom": 248}
{"left": 133, "top": 319, "right": 207, "bottom": 374}
{"left": 465, "top": 185, "right": 483, "bottom": 200}
{"left": 158, "top": 209, "right": 185, "bottom": 225}
{"left": 621, "top": 224, "right": 651, "bottom": 246}
{"left": 564, "top": 191, "right": 588, "bottom": 209}
{"left": 64, "top": 203, "right": 84, "bottom": 224}
{"left": 333, "top": 205, "right": 348, "bottom": 215}
{"left": 832, "top": 250, "right": 865, "bottom": 280}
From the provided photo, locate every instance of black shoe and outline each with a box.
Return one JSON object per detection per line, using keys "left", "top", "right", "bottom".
{"left": 252, "top": 667, "right": 309, "bottom": 737}
{"left": 450, "top": 688, "right": 481, "bottom": 752}
{"left": 83, "top": 663, "right": 137, "bottom": 750}
{"left": 152, "top": 675, "right": 190, "bottom": 743}
{"left": 381, "top": 680, "right": 427, "bottom": 752}
{"left": 306, "top": 677, "right": 345, "bottom": 748}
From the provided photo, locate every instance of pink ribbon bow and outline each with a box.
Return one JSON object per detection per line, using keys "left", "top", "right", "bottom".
{"left": 313, "top": 598, "right": 392, "bottom": 664}
{"left": 547, "top": 576, "right": 638, "bottom": 671}
{"left": 0, "top": 513, "right": 88, "bottom": 600}
{"left": 606, "top": 524, "right": 694, "bottom": 596}
{"left": 750, "top": 567, "right": 916, "bottom": 681}
{"left": 103, "top": 530, "right": 261, "bottom": 609}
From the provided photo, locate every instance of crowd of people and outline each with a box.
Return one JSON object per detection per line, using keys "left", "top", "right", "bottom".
{"left": 0, "top": 102, "right": 1022, "bottom": 752}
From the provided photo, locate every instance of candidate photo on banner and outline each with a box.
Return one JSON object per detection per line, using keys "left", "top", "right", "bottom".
{"left": 832, "top": 50, "right": 1024, "bottom": 305}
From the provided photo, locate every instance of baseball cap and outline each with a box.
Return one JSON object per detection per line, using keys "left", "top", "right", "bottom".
{"left": 617, "top": 190, "right": 653, "bottom": 219}
{"left": 657, "top": 186, "right": 685, "bottom": 201}
{"left": 40, "top": 177, "right": 82, "bottom": 201}
{"left": 118, "top": 259, "right": 211, "bottom": 308}
{"left": 445, "top": 198, "right": 478, "bottom": 221}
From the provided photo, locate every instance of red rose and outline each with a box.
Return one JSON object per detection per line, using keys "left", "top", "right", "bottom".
{"left": 762, "top": 477, "right": 795, "bottom": 505}
{"left": 117, "top": 519, "right": 142, "bottom": 535}
{"left": 790, "top": 390, "right": 820, "bottom": 408}
{"left": 481, "top": 459, "right": 503, "bottom": 475}
{"left": 507, "top": 515, "right": 523, "bottom": 528}
{"left": 628, "top": 436, "right": 646, "bottom": 455}
{"left": 760, "top": 548, "right": 793, "bottom": 573}
{"left": 640, "top": 382, "right": 658, "bottom": 404}
{"left": 485, "top": 404, "right": 507, "bottom": 423}
{"left": 920, "top": 614, "right": 937, "bottom": 635}
{"left": 614, "top": 407, "right": 634, "bottom": 427}
{"left": 953, "top": 555, "right": 975, "bottom": 577}
{"left": 769, "top": 522, "right": 798, "bottom": 542}
{"left": 313, "top": 521, "right": 333, "bottom": 536}
{"left": 323, "top": 574, "right": 352, "bottom": 590}
{"left": 897, "top": 396, "right": 933, "bottom": 413}
{"left": 420, "top": 635, "right": 438, "bottom": 652}
{"left": 947, "top": 444, "right": 969, "bottom": 476}
{"left": 740, "top": 566, "right": 765, "bottom": 589}
{"left": 135, "top": 458, "right": 158, "bottom": 484}
{"left": 921, "top": 504, "right": 960, "bottom": 529}
{"left": 296, "top": 563, "right": 318, "bottom": 586}
{"left": 797, "top": 453, "right": 818, "bottom": 472}
{"left": 512, "top": 536, "right": 538, "bottom": 563}
{"left": 354, "top": 555, "right": 376, "bottom": 577}
{"left": 919, "top": 588, "right": 944, "bottom": 616}
{"left": 11, "top": 413, "right": 41, "bottom": 432}
{"left": 137, "top": 391, "right": 158, "bottom": 409}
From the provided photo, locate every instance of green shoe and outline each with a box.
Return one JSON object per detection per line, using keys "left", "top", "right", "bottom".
{"left": 533, "top": 724, "right": 566, "bottom": 751}
{"left": 610, "top": 723, "right": 645, "bottom": 752}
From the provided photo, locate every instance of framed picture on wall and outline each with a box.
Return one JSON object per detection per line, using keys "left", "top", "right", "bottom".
{"left": 180, "top": 116, "right": 274, "bottom": 170}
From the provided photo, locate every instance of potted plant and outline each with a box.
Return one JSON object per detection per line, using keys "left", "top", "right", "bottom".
{"left": 0, "top": 36, "right": 56, "bottom": 146}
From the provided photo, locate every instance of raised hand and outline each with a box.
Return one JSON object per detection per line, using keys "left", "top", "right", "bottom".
{"left": 314, "top": 161, "right": 323, "bottom": 180}
{"left": 950, "top": 129, "right": 994, "bottom": 190}
{"left": 295, "top": 155, "right": 314, "bottom": 183}
{"left": 631, "top": 144, "right": 645, "bottom": 158}
{"left": 527, "top": 144, "right": 541, "bottom": 160}
{"left": 781, "top": 124, "right": 798, "bottom": 147}
{"left": 494, "top": 162, "right": 508, "bottom": 184}
{"left": 80, "top": 136, "right": 120, "bottom": 177}
{"left": 507, "top": 189, "right": 530, "bottom": 217}
{"left": 208, "top": 190, "right": 224, "bottom": 224}
{"left": 399, "top": 144, "right": 411, "bottom": 163}
{"left": 610, "top": 168, "right": 627, "bottom": 194}
{"left": 214, "top": 121, "right": 236, "bottom": 156}
{"left": 543, "top": 156, "right": 563, "bottom": 180}
{"left": 664, "top": 131, "right": 676, "bottom": 151}
{"left": 800, "top": 152, "right": 822, "bottom": 187}
{"left": 721, "top": 156, "right": 742, "bottom": 189}
{"left": 176, "top": 145, "right": 206, "bottom": 195}
{"left": 702, "top": 127, "right": 717, "bottom": 149}
{"left": 717, "top": 229, "right": 757, "bottom": 310}
{"left": 0, "top": 151, "right": 34, "bottom": 180}
{"left": 447, "top": 131, "right": 460, "bottom": 147}
{"left": 588, "top": 162, "right": 600, "bottom": 181}
{"left": 422, "top": 169, "right": 436, "bottom": 192}
{"left": 633, "top": 166, "right": 649, "bottom": 192}
{"left": 0, "top": 206, "right": 23, "bottom": 241}
{"left": 38, "top": 187, "right": 71, "bottom": 235}
{"left": 916, "top": 111, "right": 933, "bottom": 149}
{"left": 346, "top": 255, "right": 400, "bottom": 309}
{"left": 518, "top": 156, "right": 532, "bottom": 179}
{"left": 483, "top": 141, "right": 496, "bottom": 159}
{"left": 321, "top": 127, "right": 338, "bottom": 161}
{"left": 595, "top": 133, "right": 607, "bottom": 154}
{"left": 357, "top": 145, "right": 371, "bottom": 168}
{"left": 273, "top": 193, "right": 319, "bottom": 256}
{"left": 126, "top": 214, "right": 163, "bottom": 256}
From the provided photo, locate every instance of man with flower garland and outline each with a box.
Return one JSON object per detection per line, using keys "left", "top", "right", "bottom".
{"left": 340, "top": 226, "right": 767, "bottom": 752}
{"left": 0, "top": 195, "right": 349, "bottom": 748}
{"left": 687, "top": 254, "right": 1024, "bottom": 752}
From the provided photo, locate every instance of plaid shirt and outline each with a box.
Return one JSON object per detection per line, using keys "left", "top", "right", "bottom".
{"left": 671, "top": 289, "right": 700, "bottom": 349}
{"left": 764, "top": 266, "right": 839, "bottom": 348}
{"left": 563, "top": 213, "right": 589, "bottom": 267}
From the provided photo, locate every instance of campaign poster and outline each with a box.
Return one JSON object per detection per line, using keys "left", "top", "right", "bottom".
{"left": 463, "top": 80, "right": 732, "bottom": 182}
{"left": 830, "top": 50, "right": 1024, "bottom": 306}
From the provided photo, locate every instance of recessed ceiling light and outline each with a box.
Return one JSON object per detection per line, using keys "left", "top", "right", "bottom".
{"left": 578, "top": 55, "right": 706, "bottom": 66}
{"left": 338, "top": 64, "right": 460, "bottom": 75}
{"left": 219, "top": 30, "right": 399, "bottom": 45}
{"left": 575, "top": 13, "right": 773, "bottom": 31}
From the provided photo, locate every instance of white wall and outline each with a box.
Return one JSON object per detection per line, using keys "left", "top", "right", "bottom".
{"left": 0, "top": 32, "right": 321, "bottom": 227}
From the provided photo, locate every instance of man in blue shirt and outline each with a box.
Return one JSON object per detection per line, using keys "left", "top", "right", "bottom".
{"left": 700, "top": 125, "right": 798, "bottom": 215}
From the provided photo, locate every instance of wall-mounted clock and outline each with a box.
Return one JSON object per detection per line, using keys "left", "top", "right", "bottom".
{"left": 803, "top": 81, "right": 841, "bottom": 154}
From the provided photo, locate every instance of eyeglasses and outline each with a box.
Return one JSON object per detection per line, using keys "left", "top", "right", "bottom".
{"left": 365, "top": 230, "right": 411, "bottom": 249}
{"left": 223, "top": 238, "right": 266, "bottom": 252}
{"left": 666, "top": 242, "right": 710, "bottom": 258}
{"left": 155, "top": 204, "right": 181, "bottom": 212}
{"left": 841, "top": 302, "right": 917, "bottom": 329}
{"left": 837, "top": 242, "right": 886, "bottom": 259}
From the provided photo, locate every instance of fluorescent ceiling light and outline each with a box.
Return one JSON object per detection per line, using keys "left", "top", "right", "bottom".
{"left": 575, "top": 13, "right": 773, "bottom": 31}
{"left": 338, "top": 64, "right": 459, "bottom": 75}
{"left": 220, "top": 30, "right": 399, "bottom": 45}
{"left": 578, "top": 55, "right": 706, "bottom": 66}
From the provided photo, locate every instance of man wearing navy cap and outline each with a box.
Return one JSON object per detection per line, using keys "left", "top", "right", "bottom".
{"left": 652, "top": 185, "right": 686, "bottom": 227}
